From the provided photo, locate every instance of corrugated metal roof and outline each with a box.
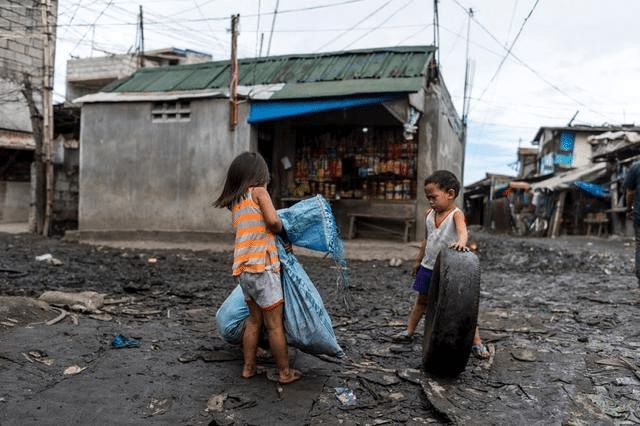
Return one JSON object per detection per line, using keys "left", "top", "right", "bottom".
{"left": 107, "top": 46, "right": 434, "bottom": 100}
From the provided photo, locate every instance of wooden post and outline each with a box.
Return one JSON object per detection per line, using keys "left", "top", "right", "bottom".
{"left": 549, "top": 190, "right": 567, "bottom": 238}
{"left": 229, "top": 14, "right": 239, "bottom": 131}
{"left": 41, "top": 0, "right": 55, "bottom": 236}
{"left": 21, "top": 75, "right": 45, "bottom": 234}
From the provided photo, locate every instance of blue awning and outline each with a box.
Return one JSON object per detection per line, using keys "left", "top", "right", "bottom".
{"left": 574, "top": 181, "right": 610, "bottom": 199}
{"left": 248, "top": 94, "right": 404, "bottom": 123}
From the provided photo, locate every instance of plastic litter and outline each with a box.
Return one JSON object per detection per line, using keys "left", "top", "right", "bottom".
{"left": 335, "top": 387, "right": 356, "bottom": 406}
{"left": 35, "top": 254, "right": 63, "bottom": 266}
{"left": 63, "top": 365, "right": 87, "bottom": 375}
{"left": 111, "top": 334, "right": 141, "bottom": 349}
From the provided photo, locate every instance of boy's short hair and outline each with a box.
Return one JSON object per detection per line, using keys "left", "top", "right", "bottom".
{"left": 424, "top": 170, "right": 461, "bottom": 197}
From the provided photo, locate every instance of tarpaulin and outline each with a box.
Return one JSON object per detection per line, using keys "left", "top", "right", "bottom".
{"left": 574, "top": 181, "right": 610, "bottom": 199}
{"left": 248, "top": 94, "right": 404, "bottom": 123}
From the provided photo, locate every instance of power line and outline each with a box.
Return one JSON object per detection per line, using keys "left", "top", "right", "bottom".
{"left": 21, "top": 0, "right": 371, "bottom": 29}
{"left": 449, "top": 0, "right": 617, "bottom": 123}
{"left": 69, "top": 0, "right": 114, "bottom": 55}
{"left": 342, "top": 0, "right": 414, "bottom": 50}
{"left": 395, "top": 24, "right": 432, "bottom": 46}
{"left": 474, "top": 0, "right": 540, "bottom": 107}
{"left": 315, "top": 0, "right": 393, "bottom": 52}
{"left": 504, "top": 0, "right": 519, "bottom": 47}
{"left": 190, "top": 0, "right": 227, "bottom": 53}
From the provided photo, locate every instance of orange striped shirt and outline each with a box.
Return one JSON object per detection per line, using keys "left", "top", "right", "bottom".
{"left": 231, "top": 192, "right": 279, "bottom": 276}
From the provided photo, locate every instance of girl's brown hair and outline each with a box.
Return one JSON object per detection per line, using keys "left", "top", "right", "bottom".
{"left": 213, "top": 152, "right": 271, "bottom": 209}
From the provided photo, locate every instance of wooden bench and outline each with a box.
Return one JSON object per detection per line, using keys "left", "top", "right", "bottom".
{"left": 584, "top": 212, "right": 609, "bottom": 237}
{"left": 347, "top": 203, "right": 416, "bottom": 242}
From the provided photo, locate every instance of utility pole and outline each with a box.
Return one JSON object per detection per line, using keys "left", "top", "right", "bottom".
{"left": 41, "top": 0, "right": 55, "bottom": 236}
{"left": 229, "top": 14, "right": 239, "bottom": 131}
{"left": 461, "top": 8, "right": 474, "bottom": 126}
{"left": 266, "top": 0, "right": 279, "bottom": 56}
{"left": 433, "top": 0, "right": 440, "bottom": 64}
{"left": 138, "top": 5, "right": 145, "bottom": 68}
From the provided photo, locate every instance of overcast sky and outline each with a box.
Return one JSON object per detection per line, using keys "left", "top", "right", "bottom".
{"left": 54, "top": 0, "right": 640, "bottom": 184}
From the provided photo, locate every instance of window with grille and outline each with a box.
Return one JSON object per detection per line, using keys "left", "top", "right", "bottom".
{"left": 152, "top": 101, "right": 191, "bottom": 123}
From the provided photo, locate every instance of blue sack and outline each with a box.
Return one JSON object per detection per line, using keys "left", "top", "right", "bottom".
{"left": 215, "top": 285, "right": 248, "bottom": 345}
{"left": 215, "top": 195, "right": 347, "bottom": 357}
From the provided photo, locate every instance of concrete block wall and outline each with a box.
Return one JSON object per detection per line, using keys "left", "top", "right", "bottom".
{"left": 0, "top": 0, "right": 58, "bottom": 82}
{"left": 66, "top": 54, "right": 138, "bottom": 82}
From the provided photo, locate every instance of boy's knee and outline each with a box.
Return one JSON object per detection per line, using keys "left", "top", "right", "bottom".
{"left": 416, "top": 295, "right": 428, "bottom": 306}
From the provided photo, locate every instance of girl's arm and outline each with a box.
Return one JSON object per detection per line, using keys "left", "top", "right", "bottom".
{"left": 450, "top": 210, "right": 469, "bottom": 251}
{"left": 251, "top": 186, "right": 282, "bottom": 234}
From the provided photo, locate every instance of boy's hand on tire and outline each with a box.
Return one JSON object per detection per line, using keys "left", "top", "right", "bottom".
{"left": 449, "top": 242, "right": 469, "bottom": 252}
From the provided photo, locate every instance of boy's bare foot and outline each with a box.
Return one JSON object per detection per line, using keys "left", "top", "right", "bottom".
{"left": 278, "top": 368, "right": 302, "bottom": 384}
{"left": 241, "top": 366, "right": 257, "bottom": 379}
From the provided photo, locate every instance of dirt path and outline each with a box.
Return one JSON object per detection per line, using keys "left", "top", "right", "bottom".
{"left": 1, "top": 231, "right": 638, "bottom": 424}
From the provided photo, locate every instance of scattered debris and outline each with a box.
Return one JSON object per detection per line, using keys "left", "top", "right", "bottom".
{"left": 511, "top": 349, "right": 537, "bottom": 362}
{"left": 39, "top": 291, "right": 105, "bottom": 314}
{"left": 388, "top": 258, "right": 403, "bottom": 267}
{"left": 88, "top": 313, "right": 112, "bottom": 321}
{"left": 45, "top": 308, "right": 69, "bottom": 326}
{"left": 206, "top": 394, "right": 227, "bottom": 413}
{"left": 63, "top": 365, "right": 87, "bottom": 376}
{"left": 146, "top": 398, "right": 172, "bottom": 417}
{"left": 22, "top": 350, "right": 54, "bottom": 366}
{"left": 335, "top": 387, "right": 356, "bottom": 406}
{"left": 111, "top": 334, "right": 141, "bottom": 349}
{"left": 35, "top": 254, "right": 63, "bottom": 266}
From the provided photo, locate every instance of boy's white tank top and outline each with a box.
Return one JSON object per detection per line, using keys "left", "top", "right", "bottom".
{"left": 421, "top": 207, "right": 460, "bottom": 269}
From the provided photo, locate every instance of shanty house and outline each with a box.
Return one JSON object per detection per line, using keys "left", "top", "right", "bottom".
{"left": 73, "top": 46, "right": 465, "bottom": 241}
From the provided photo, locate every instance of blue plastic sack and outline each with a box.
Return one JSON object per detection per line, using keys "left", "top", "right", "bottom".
{"left": 278, "top": 243, "right": 344, "bottom": 357}
{"left": 215, "top": 285, "right": 248, "bottom": 345}
{"left": 215, "top": 195, "right": 346, "bottom": 357}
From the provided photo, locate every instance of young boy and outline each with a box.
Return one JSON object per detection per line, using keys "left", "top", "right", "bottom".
{"left": 394, "top": 170, "right": 489, "bottom": 360}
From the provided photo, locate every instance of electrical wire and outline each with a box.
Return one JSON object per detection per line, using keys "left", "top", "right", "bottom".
{"left": 449, "top": 0, "right": 617, "bottom": 123}
{"left": 474, "top": 0, "right": 540, "bottom": 106}
{"left": 69, "top": 0, "right": 114, "bottom": 55}
{"left": 395, "top": 24, "right": 432, "bottom": 46}
{"left": 341, "top": 0, "right": 414, "bottom": 50}
{"left": 315, "top": 0, "right": 393, "bottom": 52}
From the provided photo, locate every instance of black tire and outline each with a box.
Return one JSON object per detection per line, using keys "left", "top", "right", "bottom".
{"left": 422, "top": 248, "right": 480, "bottom": 377}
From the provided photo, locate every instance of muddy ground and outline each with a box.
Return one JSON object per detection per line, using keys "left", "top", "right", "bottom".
{"left": 1, "top": 231, "right": 639, "bottom": 425}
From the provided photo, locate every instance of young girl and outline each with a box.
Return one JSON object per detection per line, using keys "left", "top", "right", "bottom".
{"left": 214, "top": 151, "right": 302, "bottom": 384}
{"left": 394, "top": 170, "right": 490, "bottom": 360}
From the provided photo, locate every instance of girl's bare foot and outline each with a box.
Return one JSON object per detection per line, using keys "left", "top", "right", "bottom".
{"left": 241, "top": 365, "right": 257, "bottom": 379}
{"left": 278, "top": 368, "right": 302, "bottom": 384}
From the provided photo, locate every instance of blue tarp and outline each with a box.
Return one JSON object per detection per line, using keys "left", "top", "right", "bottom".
{"left": 248, "top": 94, "right": 403, "bottom": 123}
{"left": 574, "top": 181, "right": 610, "bottom": 199}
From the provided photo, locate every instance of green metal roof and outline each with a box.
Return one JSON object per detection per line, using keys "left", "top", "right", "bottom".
{"left": 108, "top": 46, "right": 435, "bottom": 100}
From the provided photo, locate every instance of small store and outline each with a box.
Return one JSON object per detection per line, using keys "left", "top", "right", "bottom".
{"left": 251, "top": 95, "right": 428, "bottom": 241}
{"left": 75, "top": 46, "right": 465, "bottom": 241}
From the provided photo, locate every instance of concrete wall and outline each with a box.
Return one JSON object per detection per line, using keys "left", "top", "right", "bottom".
{"left": 79, "top": 98, "right": 253, "bottom": 234}
{"left": 0, "top": 181, "right": 30, "bottom": 222}
{"left": 0, "top": 0, "right": 57, "bottom": 131}
{"left": 415, "top": 80, "right": 465, "bottom": 238}
{"left": 572, "top": 133, "right": 592, "bottom": 168}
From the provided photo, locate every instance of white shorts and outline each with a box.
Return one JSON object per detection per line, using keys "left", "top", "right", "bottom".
{"left": 236, "top": 269, "right": 284, "bottom": 310}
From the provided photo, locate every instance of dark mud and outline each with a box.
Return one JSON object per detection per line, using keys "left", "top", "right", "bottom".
{"left": 1, "top": 231, "right": 639, "bottom": 425}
